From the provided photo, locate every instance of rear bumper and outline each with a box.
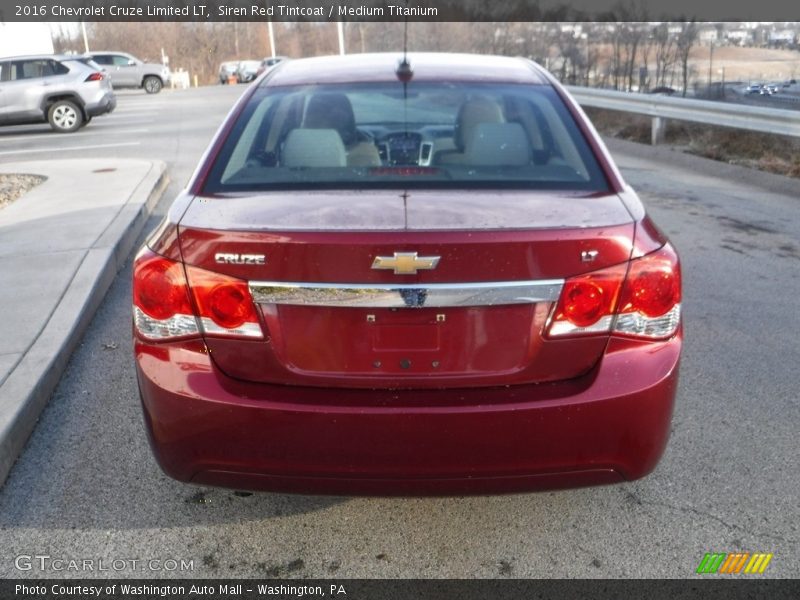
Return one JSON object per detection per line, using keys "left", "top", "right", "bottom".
{"left": 86, "top": 91, "right": 116, "bottom": 117}
{"left": 135, "top": 332, "right": 681, "bottom": 496}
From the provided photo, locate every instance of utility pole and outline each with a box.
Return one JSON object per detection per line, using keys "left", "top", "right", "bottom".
{"left": 337, "top": 22, "right": 345, "bottom": 55}
{"left": 708, "top": 40, "right": 714, "bottom": 96}
{"left": 268, "top": 21, "right": 276, "bottom": 57}
{"left": 81, "top": 22, "right": 89, "bottom": 53}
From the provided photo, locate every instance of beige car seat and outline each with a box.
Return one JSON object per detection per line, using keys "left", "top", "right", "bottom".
{"left": 435, "top": 96, "right": 506, "bottom": 165}
{"left": 302, "top": 93, "right": 381, "bottom": 167}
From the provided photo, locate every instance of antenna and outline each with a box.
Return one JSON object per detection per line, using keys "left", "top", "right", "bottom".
{"left": 395, "top": 7, "right": 413, "bottom": 84}
{"left": 403, "top": 10, "right": 408, "bottom": 59}
{"left": 395, "top": 2, "right": 413, "bottom": 137}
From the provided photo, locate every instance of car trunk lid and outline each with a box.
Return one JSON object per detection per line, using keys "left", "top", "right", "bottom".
{"left": 177, "top": 190, "right": 634, "bottom": 388}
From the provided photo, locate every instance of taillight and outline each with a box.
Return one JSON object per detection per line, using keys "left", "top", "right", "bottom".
{"left": 546, "top": 263, "right": 626, "bottom": 336}
{"left": 546, "top": 244, "right": 681, "bottom": 340}
{"left": 185, "top": 266, "right": 263, "bottom": 339}
{"left": 132, "top": 249, "right": 264, "bottom": 341}
{"left": 133, "top": 249, "right": 199, "bottom": 340}
{"left": 613, "top": 245, "right": 681, "bottom": 339}
{"left": 84, "top": 72, "right": 104, "bottom": 82}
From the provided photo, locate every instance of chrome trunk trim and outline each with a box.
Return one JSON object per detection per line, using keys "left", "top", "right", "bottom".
{"left": 249, "top": 280, "right": 564, "bottom": 308}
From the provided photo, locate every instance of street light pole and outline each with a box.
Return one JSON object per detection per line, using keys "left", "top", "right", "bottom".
{"left": 708, "top": 40, "right": 714, "bottom": 95}
{"left": 268, "top": 21, "right": 276, "bottom": 58}
{"left": 81, "top": 22, "right": 89, "bottom": 53}
{"left": 337, "top": 22, "right": 345, "bottom": 55}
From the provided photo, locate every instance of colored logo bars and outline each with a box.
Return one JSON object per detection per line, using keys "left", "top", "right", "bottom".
{"left": 696, "top": 552, "right": 773, "bottom": 574}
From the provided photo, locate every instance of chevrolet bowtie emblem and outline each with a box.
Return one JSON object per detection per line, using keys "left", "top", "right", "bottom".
{"left": 371, "top": 252, "right": 441, "bottom": 275}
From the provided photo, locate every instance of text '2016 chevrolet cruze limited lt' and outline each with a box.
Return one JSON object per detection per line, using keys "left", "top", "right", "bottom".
{"left": 133, "top": 53, "right": 682, "bottom": 496}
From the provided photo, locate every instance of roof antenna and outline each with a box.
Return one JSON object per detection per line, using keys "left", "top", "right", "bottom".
{"left": 395, "top": 2, "right": 413, "bottom": 84}
{"left": 396, "top": 6, "right": 413, "bottom": 137}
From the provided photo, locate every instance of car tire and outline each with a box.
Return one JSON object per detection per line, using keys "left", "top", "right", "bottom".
{"left": 47, "top": 100, "right": 83, "bottom": 133}
{"left": 80, "top": 116, "right": 92, "bottom": 128}
{"left": 143, "top": 76, "right": 163, "bottom": 94}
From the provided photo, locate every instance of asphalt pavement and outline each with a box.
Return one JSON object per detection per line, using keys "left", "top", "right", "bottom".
{"left": 0, "top": 86, "right": 797, "bottom": 579}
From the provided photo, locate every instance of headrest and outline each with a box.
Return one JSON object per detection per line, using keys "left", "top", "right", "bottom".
{"left": 454, "top": 96, "right": 505, "bottom": 151}
{"left": 304, "top": 93, "right": 358, "bottom": 146}
{"left": 464, "top": 123, "right": 531, "bottom": 166}
{"left": 282, "top": 129, "right": 346, "bottom": 167}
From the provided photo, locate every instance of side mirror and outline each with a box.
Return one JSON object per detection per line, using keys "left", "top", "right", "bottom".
{"left": 127, "top": 60, "right": 136, "bottom": 67}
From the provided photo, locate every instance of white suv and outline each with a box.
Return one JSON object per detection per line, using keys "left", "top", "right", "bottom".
{"left": 87, "top": 51, "right": 170, "bottom": 94}
{"left": 0, "top": 55, "right": 116, "bottom": 132}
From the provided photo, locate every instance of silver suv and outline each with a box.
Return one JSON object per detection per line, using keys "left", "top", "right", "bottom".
{"left": 87, "top": 52, "right": 170, "bottom": 94}
{"left": 0, "top": 55, "right": 116, "bottom": 133}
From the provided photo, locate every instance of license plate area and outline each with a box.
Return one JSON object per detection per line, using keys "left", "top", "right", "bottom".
{"left": 268, "top": 304, "right": 536, "bottom": 378}
{"left": 371, "top": 310, "right": 442, "bottom": 352}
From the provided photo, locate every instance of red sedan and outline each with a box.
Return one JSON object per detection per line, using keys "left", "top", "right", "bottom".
{"left": 133, "top": 53, "right": 682, "bottom": 495}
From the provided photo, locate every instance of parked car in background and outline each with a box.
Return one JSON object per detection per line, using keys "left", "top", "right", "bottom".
{"left": 764, "top": 84, "right": 779, "bottom": 95}
{"left": 650, "top": 86, "right": 676, "bottom": 95}
{"left": 744, "top": 84, "right": 762, "bottom": 94}
{"left": 255, "top": 56, "right": 287, "bottom": 78}
{"left": 0, "top": 54, "right": 116, "bottom": 132}
{"left": 87, "top": 51, "right": 170, "bottom": 94}
{"left": 218, "top": 61, "right": 238, "bottom": 84}
{"left": 133, "top": 53, "right": 683, "bottom": 496}
{"left": 236, "top": 60, "right": 261, "bottom": 83}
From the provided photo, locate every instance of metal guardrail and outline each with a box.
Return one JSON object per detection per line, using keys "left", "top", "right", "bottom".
{"left": 566, "top": 86, "right": 800, "bottom": 144}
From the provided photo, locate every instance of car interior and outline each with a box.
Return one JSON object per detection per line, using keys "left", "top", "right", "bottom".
{"left": 213, "top": 83, "right": 606, "bottom": 190}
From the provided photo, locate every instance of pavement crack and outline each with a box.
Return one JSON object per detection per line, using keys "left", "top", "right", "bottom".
{"left": 630, "top": 493, "right": 798, "bottom": 545}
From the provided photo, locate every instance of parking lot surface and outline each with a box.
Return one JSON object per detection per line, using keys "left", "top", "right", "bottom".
{"left": 0, "top": 86, "right": 797, "bottom": 578}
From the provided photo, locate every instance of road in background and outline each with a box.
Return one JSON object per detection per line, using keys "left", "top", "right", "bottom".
{"left": 0, "top": 87, "right": 797, "bottom": 578}
{"left": 0, "top": 87, "right": 241, "bottom": 201}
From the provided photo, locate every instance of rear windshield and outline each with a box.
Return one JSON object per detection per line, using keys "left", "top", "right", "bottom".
{"left": 203, "top": 82, "right": 609, "bottom": 193}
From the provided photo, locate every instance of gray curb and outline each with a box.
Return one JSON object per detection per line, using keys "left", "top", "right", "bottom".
{"left": 0, "top": 162, "right": 169, "bottom": 488}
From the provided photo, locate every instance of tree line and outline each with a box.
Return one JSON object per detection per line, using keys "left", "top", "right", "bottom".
{"left": 51, "top": 21, "right": 699, "bottom": 94}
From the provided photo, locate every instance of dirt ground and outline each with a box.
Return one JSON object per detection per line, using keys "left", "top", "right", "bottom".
{"left": 688, "top": 46, "right": 800, "bottom": 83}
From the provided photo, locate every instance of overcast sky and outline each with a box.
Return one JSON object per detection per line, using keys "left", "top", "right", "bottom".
{"left": 0, "top": 23, "right": 55, "bottom": 56}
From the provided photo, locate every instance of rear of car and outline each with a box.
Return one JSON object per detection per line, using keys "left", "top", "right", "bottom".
{"left": 0, "top": 55, "right": 115, "bottom": 132}
{"left": 133, "top": 54, "right": 682, "bottom": 495}
{"left": 256, "top": 56, "right": 286, "bottom": 78}
{"left": 60, "top": 57, "right": 116, "bottom": 118}
{"left": 219, "top": 61, "right": 238, "bottom": 84}
{"left": 236, "top": 60, "right": 261, "bottom": 83}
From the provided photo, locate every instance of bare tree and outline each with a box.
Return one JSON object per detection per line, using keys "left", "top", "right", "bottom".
{"left": 638, "top": 26, "right": 653, "bottom": 91}
{"left": 676, "top": 20, "right": 698, "bottom": 97}
{"left": 653, "top": 23, "right": 677, "bottom": 88}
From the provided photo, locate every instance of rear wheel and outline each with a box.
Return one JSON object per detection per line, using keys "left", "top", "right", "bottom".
{"left": 47, "top": 100, "right": 83, "bottom": 133}
{"left": 143, "top": 76, "right": 162, "bottom": 94}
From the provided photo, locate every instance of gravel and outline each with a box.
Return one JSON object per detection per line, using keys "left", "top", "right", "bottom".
{"left": 0, "top": 174, "right": 47, "bottom": 210}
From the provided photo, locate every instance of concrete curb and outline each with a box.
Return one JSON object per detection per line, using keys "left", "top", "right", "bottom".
{"left": 0, "top": 162, "right": 168, "bottom": 487}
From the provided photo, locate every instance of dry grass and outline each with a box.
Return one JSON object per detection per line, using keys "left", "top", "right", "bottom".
{"left": 584, "top": 107, "right": 800, "bottom": 179}
{"left": 0, "top": 174, "right": 47, "bottom": 211}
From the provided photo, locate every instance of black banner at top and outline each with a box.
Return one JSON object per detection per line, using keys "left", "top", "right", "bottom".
{"left": 0, "top": 0, "right": 799, "bottom": 22}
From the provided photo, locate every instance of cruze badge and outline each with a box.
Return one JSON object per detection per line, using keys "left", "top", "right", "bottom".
{"left": 215, "top": 253, "right": 266, "bottom": 265}
{"left": 371, "top": 252, "right": 440, "bottom": 275}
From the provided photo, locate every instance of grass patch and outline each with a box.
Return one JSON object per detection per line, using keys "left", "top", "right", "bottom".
{"left": 584, "top": 107, "right": 800, "bottom": 179}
